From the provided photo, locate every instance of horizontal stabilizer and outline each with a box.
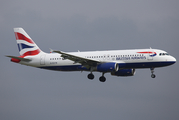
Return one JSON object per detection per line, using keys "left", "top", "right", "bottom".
{"left": 6, "top": 55, "right": 31, "bottom": 62}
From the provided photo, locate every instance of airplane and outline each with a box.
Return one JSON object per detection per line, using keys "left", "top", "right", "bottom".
{"left": 6, "top": 28, "right": 176, "bottom": 82}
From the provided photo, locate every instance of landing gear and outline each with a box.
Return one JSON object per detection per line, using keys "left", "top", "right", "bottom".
{"left": 88, "top": 67, "right": 95, "bottom": 80}
{"left": 151, "top": 74, "right": 156, "bottom": 78}
{"left": 150, "top": 68, "right": 156, "bottom": 78}
{"left": 99, "top": 76, "right": 106, "bottom": 82}
{"left": 87, "top": 73, "right": 94, "bottom": 80}
{"left": 87, "top": 72, "right": 106, "bottom": 82}
{"left": 99, "top": 73, "right": 106, "bottom": 82}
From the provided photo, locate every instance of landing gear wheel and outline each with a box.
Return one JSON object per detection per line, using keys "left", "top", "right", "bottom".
{"left": 88, "top": 73, "right": 94, "bottom": 80}
{"left": 151, "top": 74, "right": 156, "bottom": 78}
{"left": 99, "top": 76, "right": 106, "bottom": 82}
{"left": 150, "top": 68, "right": 156, "bottom": 78}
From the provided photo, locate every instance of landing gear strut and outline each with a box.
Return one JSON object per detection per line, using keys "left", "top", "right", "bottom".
{"left": 87, "top": 67, "right": 95, "bottom": 80}
{"left": 99, "top": 73, "right": 106, "bottom": 82}
{"left": 150, "top": 68, "right": 156, "bottom": 78}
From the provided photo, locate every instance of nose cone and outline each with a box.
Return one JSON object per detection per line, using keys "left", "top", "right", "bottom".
{"left": 170, "top": 56, "right": 176, "bottom": 65}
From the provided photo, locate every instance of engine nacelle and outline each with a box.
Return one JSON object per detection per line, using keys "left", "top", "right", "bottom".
{"left": 111, "top": 69, "right": 135, "bottom": 76}
{"left": 97, "top": 62, "right": 119, "bottom": 72}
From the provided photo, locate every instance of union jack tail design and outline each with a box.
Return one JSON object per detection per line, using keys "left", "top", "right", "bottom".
{"left": 14, "top": 28, "right": 43, "bottom": 57}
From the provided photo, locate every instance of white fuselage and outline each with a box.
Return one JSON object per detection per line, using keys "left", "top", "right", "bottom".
{"left": 20, "top": 48, "right": 176, "bottom": 71}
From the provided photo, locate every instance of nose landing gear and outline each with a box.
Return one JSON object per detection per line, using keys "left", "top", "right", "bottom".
{"left": 150, "top": 68, "right": 156, "bottom": 78}
{"left": 151, "top": 74, "right": 156, "bottom": 78}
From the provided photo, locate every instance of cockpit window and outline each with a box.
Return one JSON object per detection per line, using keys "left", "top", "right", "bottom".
{"left": 159, "top": 53, "right": 169, "bottom": 56}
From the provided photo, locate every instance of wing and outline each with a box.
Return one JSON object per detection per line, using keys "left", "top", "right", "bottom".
{"left": 53, "top": 50, "right": 100, "bottom": 67}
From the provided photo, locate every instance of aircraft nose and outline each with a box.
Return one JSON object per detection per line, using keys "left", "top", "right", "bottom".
{"left": 170, "top": 56, "right": 176, "bottom": 64}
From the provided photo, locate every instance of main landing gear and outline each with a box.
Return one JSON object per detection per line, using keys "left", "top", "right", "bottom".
{"left": 99, "top": 73, "right": 106, "bottom": 82}
{"left": 88, "top": 73, "right": 94, "bottom": 80}
{"left": 88, "top": 67, "right": 95, "bottom": 80}
{"left": 87, "top": 72, "right": 106, "bottom": 82}
{"left": 150, "top": 68, "right": 156, "bottom": 78}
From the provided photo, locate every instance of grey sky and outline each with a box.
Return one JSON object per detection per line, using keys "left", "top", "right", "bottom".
{"left": 0, "top": 0, "right": 179, "bottom": 120}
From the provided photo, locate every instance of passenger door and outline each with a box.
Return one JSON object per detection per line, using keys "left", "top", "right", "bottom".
{"left": 40, "top": 55, "right": 46, "bottom": 65}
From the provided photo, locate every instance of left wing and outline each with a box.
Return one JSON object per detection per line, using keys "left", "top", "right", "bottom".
{"left": 53, "top": 50, "right": 100, "bottom": 67}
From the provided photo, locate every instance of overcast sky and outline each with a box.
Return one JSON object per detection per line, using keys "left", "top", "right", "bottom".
{"left": 0, "top": 0, "right": 179, "bottom": 120}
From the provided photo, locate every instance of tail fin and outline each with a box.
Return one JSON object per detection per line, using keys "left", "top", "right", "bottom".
{"left": 14, "top": 28, "right": 43, "bottom": 57}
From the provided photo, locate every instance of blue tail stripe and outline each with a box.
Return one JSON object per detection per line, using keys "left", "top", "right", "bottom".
{"left": 17, "top": 44, "right": 21, "bottom": 51}
{"left": 17, "top": 43, "right": 34, "bottom": 51}
{"left": 21, "top": 43, "right": 34, "bottom": 49}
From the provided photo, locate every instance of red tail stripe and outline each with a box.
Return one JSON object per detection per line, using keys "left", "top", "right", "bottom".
{"left": 14, "top": 32, "right": 34, "bottom": 44}
{"left": 22, "top": 49, "right": 40, "bottom": 57}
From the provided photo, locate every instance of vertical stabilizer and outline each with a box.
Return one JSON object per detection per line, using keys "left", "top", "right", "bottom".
{"left": 14, "top": 28, "right": 43, "bottom": 57}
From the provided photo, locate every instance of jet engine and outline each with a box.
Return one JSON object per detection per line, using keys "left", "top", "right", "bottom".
{"left": 111, "top": 69, "right": 135, "bottom": 76}
{"left": 97, "top": 62, "right": 119, "bottom": 72}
